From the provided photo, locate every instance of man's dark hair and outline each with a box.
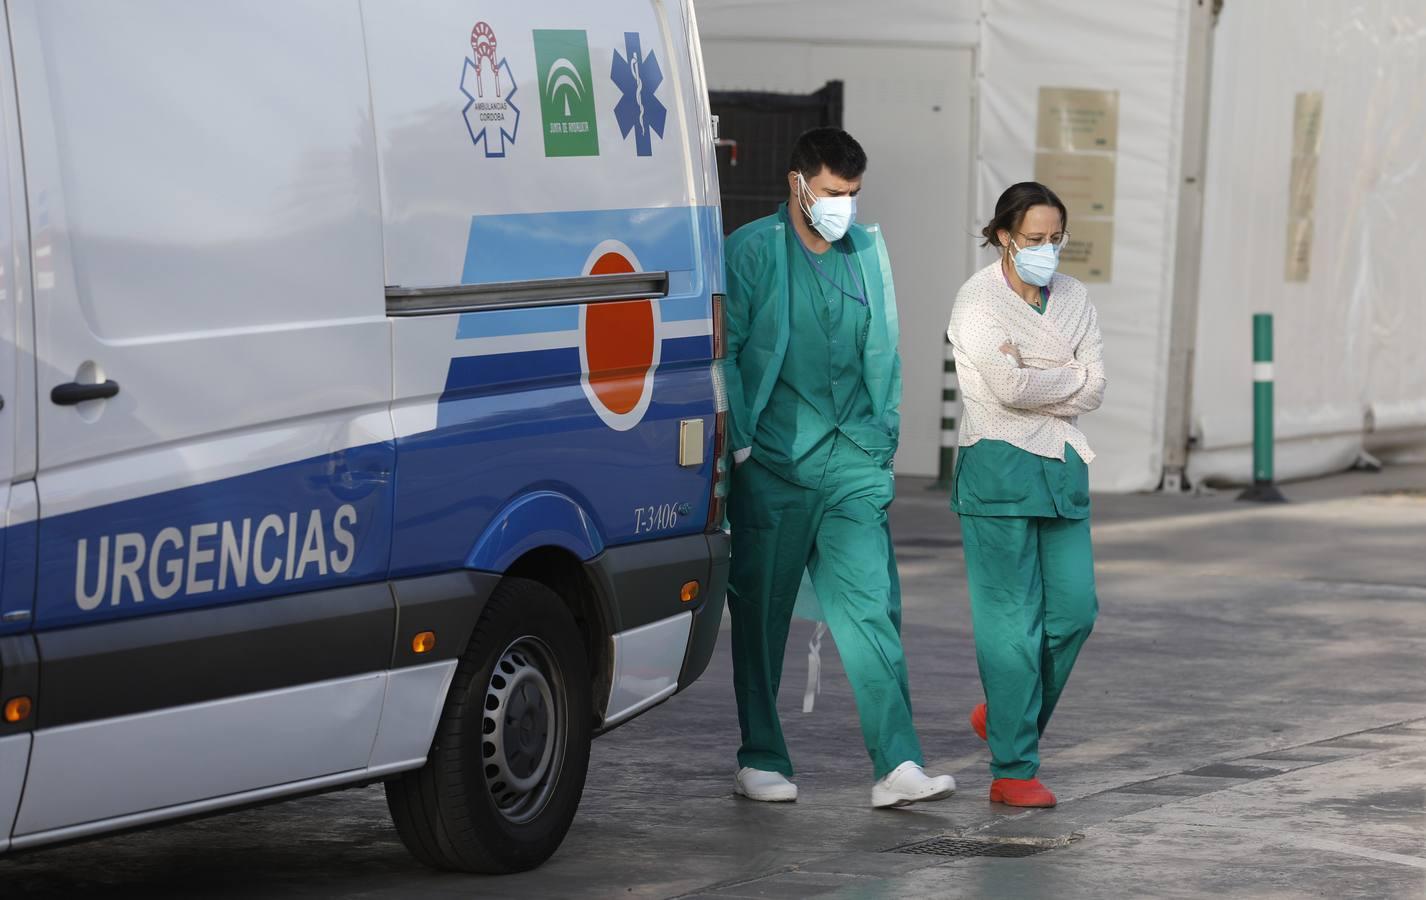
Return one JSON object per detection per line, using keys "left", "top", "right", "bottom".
{"left": 980, "top": 182, "right": 1068, "bottom": 248}
{"left": 787, "top": 127, "right": 867, "bottom": 180}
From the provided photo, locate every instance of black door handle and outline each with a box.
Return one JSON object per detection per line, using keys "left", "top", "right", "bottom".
{"left": 52, "top": 380, "right": 120, "bottom": 405}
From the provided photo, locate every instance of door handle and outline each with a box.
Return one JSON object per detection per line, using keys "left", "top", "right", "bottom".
{"left": 51, "top": 380, "right": 120, "bottom": 405}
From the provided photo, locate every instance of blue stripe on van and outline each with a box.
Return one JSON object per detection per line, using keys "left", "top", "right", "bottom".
{"left": 442, "top": 348, "right": 580, "bottom": 398}
{"left": 461, "top": 206, "right": 715, "bottom": 285}
{"left": 660, "top": 335, "right": 713, "bottom": 366}
{"left": 441, "top": 337, "right": 710, "bottom": 397}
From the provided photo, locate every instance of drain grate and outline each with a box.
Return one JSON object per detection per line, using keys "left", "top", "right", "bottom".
{"left": 891, "top": 837, "right": 1057, "bottom": 859}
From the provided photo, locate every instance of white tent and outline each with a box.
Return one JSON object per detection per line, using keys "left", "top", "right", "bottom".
{"left": 694, "top": 0, "right": 1426, "bottom": 491}
{"left": 1188, "top": 0, "right": 1426, "bottom": 484}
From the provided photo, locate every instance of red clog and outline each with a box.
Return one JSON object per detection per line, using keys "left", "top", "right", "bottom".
{"left": 970, "top": 703, "right": 988, "bottom": 742}
{"left": 989, "top": 777, "right": 1057, "bottom": 808}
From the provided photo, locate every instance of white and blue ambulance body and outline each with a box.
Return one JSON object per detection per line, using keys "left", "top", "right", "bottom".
{"left": 0, "top": 0, "right": 727, "bottom": 872}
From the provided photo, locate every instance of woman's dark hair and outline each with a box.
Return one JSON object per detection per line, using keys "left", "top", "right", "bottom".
{"left": 788, "top": 127, "right": 867, "bottom": 180}
{"left": 979, "top": 181, "right": 1068, "bottom": 249}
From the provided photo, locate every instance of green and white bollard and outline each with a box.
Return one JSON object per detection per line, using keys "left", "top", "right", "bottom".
{"left": 1238, "top": 313, "right": 1288, "bottom": 502}
{"left": 929, "top": 338, "right": 960, "bottom": 491}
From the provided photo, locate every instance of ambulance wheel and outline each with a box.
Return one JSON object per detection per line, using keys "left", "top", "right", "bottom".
{"left": 385, "top": 577, "right": 592, "bottom": 873}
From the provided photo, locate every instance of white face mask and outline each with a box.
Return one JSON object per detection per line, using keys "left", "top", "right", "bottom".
{"left": 797, "top": 173, "right": 857, "bottom": 242}
{"left": 1009, "top": 237, "right": 1060, "bottom": 287}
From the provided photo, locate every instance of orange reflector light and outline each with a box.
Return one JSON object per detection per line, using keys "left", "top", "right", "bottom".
{"left": 412, "top": 631, "right": 436, "bottom": 654}
{"left": 681, "top": 581, "right": 700, "bottom": 603}
{"left": 4, "top": 696, "right": 31, "bottom": 723}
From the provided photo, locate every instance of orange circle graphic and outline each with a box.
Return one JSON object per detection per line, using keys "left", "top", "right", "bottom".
{"left": 585, "top": 252, "right": 654, "bottom": 417}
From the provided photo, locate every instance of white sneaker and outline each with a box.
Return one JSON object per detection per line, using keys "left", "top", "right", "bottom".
{"left": 734, "top": 767, "right": 798, "bottom": 802}
{"left": 871, "top": 762, "right": 956, "bottom": 809}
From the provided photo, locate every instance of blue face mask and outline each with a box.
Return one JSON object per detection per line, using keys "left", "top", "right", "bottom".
{"left": 798, "top": 173, "right": 856, "bottom": 242}
{"left": 1011, "top": 239, "right": 1059, "bottom": 287}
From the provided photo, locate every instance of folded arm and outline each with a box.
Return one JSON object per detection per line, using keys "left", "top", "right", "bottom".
{"left": 946, "top": 300, "right": 1087, "bottom": 409}
{"left": 1036, "top": 305, "right": 1106, "bottom": 417}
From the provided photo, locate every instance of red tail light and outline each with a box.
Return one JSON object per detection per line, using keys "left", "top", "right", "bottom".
{"left": 707, "top": 293, "right": 728, "bottom": 532}
{"left": 706, "top": 411, "right": 728, "bottom": 532}
{"left": 711, "top": 292, "right": 726, "bottom": 360}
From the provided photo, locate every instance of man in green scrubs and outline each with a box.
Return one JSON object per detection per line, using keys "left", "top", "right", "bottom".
{"left": 721, "top": 128, "right": 954, "bottom": 808}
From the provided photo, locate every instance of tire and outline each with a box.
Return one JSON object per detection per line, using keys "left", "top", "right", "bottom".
{"left": 385, "top": 577, "right": 593, "bottom": 873}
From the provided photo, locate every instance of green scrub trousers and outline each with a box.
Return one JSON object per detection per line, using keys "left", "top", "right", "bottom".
{"left": 954, "top": 439, "right": 1098, "bottom": 780}
{"left": 728, "top": 439, "right": 921, "bottom": 780}
{"left": 726, "top": 224, "right": 922, "bottom": 781}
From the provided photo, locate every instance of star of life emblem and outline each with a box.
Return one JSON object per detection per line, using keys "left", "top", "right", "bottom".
{"left": 611, "top": 32, "right": 666, "bottom": 157}
{"left": 461, "top": 22, "right": 520, "bottom": 158}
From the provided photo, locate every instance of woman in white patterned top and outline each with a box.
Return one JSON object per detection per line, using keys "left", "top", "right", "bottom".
{"left": 945, "top": 182, "right": 1106, "bottom": 808}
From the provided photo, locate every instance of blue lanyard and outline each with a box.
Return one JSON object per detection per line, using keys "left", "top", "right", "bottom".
{"left": 795, "top": 236, "right": 868, "bottom": 307}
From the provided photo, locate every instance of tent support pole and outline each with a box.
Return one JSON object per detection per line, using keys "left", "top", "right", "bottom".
{"left": 1160, "top": 0, "right": 1218, "bottom": 492}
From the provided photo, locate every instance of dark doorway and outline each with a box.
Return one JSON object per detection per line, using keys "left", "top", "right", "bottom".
{"left": 710, "top": 81, "right": 844, "bottom": 235}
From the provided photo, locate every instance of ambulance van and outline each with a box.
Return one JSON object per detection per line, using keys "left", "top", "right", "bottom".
{"left": 0, "top": 0, "right": 727, "bottom": 873}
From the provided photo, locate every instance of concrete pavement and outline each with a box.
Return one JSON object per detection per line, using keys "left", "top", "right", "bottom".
{"left": 3, "top": 464, "right": 1424, "bottom": 898}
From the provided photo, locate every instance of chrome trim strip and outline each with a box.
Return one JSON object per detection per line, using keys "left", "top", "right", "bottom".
{"left": 386, "top": 271, "right": 669, "bottom": 316}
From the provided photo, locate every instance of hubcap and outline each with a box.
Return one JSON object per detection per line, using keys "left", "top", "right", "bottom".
{"left": 482, "top": 637, "right": 566, "bottom": 823}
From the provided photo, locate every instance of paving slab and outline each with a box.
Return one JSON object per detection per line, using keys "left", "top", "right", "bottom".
{"left": 1117, "top": 741, "right": 1426, "bottom": 860}
{"left": 858, "top": 819, "right": 1424, "bottom": 900}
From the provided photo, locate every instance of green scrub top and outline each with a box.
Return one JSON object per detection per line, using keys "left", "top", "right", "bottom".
{"left": 753, "top": 217, "right": 886, "bottom": 489}
{"left": 952, "top": 284, "right": 1091, "bottom": 520}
